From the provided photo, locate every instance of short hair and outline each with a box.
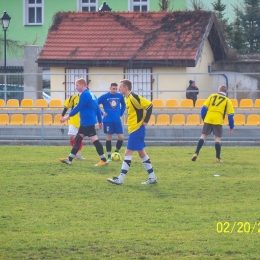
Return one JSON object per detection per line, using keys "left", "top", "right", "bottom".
{"left": 76, "top": 78, "right": 87, "bottom": 86}
{"left": 218, "top": 85, "right": 227, "bottom": 93}
{"left": 110, "top": 83, "right": 118, "bottom": 87}
{"left": 120, "top": 79, "right": 132, "bottom": 91}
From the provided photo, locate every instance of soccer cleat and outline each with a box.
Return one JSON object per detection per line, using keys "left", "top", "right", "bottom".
{"left": 75, "top": 155, "right": 85, "bottom": 160}
{"left": 216, "top": 158, "right": 223, "bottom": 163}
{"left": 141, "top": 178, "right": 157, "bottom": 185}
{"left": 107, "top": 157, "right": 112, "bottom": 162}
{"left": 59, "top": 158, "right": 72, "bottom": 165}
{"left": 107, "top": 177, "right": 123, "bottom": 185}
{"left": 191, "top": 153, "right": 198, "bottom": 161}
{"left": 95, "top": 160, "right": 108, "bottom": 166}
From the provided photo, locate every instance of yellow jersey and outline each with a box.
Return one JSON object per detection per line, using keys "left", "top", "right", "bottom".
{"left": 64, "top": 94, "right": 80, "bottom": 128}
{"left": 125, "top": 92, "right": 152, "bottom": 134}
{"left": 203, "top": 93, "right": 234, "bottom": 125}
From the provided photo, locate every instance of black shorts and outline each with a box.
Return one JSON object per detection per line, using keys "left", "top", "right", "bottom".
{"left": 202, "top": 123, "right": 223, "bottom": 137}
{"left": 78, "top": 125, "right": 97, "bottom": 137}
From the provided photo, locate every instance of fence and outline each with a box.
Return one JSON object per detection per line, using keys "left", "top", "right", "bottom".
{"left": 0, "top": 71, "right": 260, "bottom": 145}
{"left": 0, "top": 71, "right": 260, "bottom": 102}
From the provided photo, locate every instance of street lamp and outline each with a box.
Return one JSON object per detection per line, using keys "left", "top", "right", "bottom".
{"left": 0, "top": 11, "right": 11, "bottom": 72}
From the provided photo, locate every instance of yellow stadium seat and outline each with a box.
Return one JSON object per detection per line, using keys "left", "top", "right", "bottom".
{"left": 186, "top": 114, "right": 201, "bottom": 125}
{"left": 53, "top": 114, "right": 68, "bottom": 126}
{"left": 170, "top": 114, "right": 185, "bottom": 126}
{"left": 24, "top": 114, "right": 39, "bottom": 125}
{"left": 254, "top": 99, "right": 260, "bottom": 109}
{"left": 165, "top": 99, "right": 178, "bottom": 108}
{"left": 152, "top": 99, "right": 164, "bottom": 108}
{"left": 229, "top": 99, "right": 238, "bottom": 108}
{"left": 6, "top": 99, "right": 19, "bottom": 108}
{"left": 39, "top": 114, "right": 53, "bottom": 126}
{"left": 155, "top": 114, "right": 170, "bottom": 126}
{"left": 234, "top": 114, "right": 245, "bottom": 126}
{"left": 0, "top": 114, "right": 9, "bottom": 125}
{"left": 148, "top": 114, "right": 156, "bottom": 125}
{"left": 0, "top": 99, "right": 5, "bottom": 109}
{"left": 10, "top": 114, "right": 24, "bottom": 125}
{"left": 195, "top": 99, "right": 206, "bottom": 108}
{"left": 35, "top": 99, "right": 48, "bottom": 108}
{"left": 239, "top": 99, "right": 253, "bottom": 108}
{"left": 180, "top": 99, "right": 193, "bottom": 108}
{"left": 245, "top": 114, "right": 260, "bottom": 126}
{"left": 49, "top": 99, "right": 63, "bottom": 109}
{"left": 21, "top": 99, "right": 34, "bottom": 109}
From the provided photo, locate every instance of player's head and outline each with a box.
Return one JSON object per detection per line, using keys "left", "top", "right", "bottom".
{"left": 75, "top": 78, "right": 87, "bottom": 92}
{"left": 218, "top": 85, "right": 227, "bottom": 94}
{"left": 110, "top": 83, "right": 118, "bottom": 95}
{"left": 119, "top": 79, "right": 132, "bottom": 95}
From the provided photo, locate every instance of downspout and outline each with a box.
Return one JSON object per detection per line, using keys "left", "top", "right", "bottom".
{"left": 208, "top": 65, "right": 228, "bottom": 93}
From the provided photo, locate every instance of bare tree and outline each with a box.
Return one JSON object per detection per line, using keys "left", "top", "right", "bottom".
{"left": 0, "top": 37, "right": 38, "bottom": 59}
{"left": 158, "top": 0, "right": 174, "bottom": 11}
{"left": 190, "top": 0, "right": 205, "bottom": 10}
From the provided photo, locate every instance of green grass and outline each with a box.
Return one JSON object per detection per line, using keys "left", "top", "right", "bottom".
{"left": 1, "top": 145, "right": 260, "bottom": 260}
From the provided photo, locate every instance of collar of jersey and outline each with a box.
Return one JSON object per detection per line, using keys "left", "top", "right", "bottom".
{"left": 218, "top": 92, "right": 226, "bottom": 96}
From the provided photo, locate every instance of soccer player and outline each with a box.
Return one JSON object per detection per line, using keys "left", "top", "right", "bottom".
{"left": 191, "top": 85, "right": 234, "bottom": 162}
{"left": 98, "top": 83, "right": 126, "bottom": 162}
{"left": 61, "top": 93, "right": 85, "bottom": 160}
{"left": 59, "top": 78, "right": 107, "bottom": 166}
{"left": 107, "top": 79, "right": 157, "bottom": 185}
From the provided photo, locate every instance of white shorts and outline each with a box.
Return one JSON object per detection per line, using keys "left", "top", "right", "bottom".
{"left": 68, "top": 125, "right": 79, "bottom": 136}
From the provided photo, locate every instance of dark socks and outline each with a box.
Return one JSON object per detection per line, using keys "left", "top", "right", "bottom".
{"left": 215, "top": 142, "right": 221, "bottom": 159}
{"left": 115, "top": 140, "right": 123, "bottom": 152}
{"left": 69, "top": 134, "right": 83, "bottom": 161}
{"left": 93, "top": 140, "right": 106, "bottom": 162}
{"left": 195, "top": 138, "right": 204, "bottom": 154}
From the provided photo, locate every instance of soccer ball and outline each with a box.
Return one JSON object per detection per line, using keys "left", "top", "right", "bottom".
{"left": 111, "top": 152, "right": 121, "bottom": 161}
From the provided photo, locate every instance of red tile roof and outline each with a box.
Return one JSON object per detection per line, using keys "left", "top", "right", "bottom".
{"left": 37, "top": 11, "right": 227, "bottom": 67}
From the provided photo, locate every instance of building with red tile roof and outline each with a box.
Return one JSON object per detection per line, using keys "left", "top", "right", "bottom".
{"left": 37, "top": 11, "right": 229, "bottom": 102}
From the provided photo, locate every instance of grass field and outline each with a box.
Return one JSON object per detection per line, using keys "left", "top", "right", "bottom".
{"left": 0, "top": 145, "right": 260, "bottom": 260}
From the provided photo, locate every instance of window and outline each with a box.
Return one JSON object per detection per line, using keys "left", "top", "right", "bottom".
{"left": 65, "top": 69, "right": 88, "bottom": 99}
{"left": 125, "top": 68, "right": 152, "bottom": 100}
{"left": 129, "top": 0, "right": 149, "bottom": 12}
{"left": 24, "top": 0, "right": 44, "bottom": 25}
{"left": 78, "top": 0, "right": 97, "bottom": 12}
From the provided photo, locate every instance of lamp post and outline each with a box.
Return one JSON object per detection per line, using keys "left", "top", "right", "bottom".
{"left": 0, "top": 11, "right": 11, "bottom": 72}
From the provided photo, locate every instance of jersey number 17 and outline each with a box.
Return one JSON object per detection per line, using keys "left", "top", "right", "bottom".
{"left": 211, "top": 95, "right": 226, "bottom": 106}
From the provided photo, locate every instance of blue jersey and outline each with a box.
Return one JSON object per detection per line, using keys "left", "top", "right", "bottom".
{"left": 98, "top": 92, "right": 125, "bottom": 123}
{"left": 69, "top": 89, "right": 102, "bottom": 127}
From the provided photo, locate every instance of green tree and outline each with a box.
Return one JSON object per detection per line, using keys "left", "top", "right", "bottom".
{"left": 229, "top": 17, "right": 247, "bottom": 54}
{"left": 212, "top": 0, "right": 226, "bottom": 20}
{"left": 231, "top": 0, "right": 260, "bottom": 54}
{"left": 211, "top": 0, "right": 232, "bottom": 40}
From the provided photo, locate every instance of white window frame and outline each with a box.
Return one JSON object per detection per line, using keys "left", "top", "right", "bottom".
{"left": 65, "top": 68, "right": 88, "bottom": 99}
{"left": 77, "top": 0, "right": 98, "bottom": 12}
{"left": 128, "top": 0, "right": 149, "bottom": 12}
{"left": 125, "top": 68, "right": 152, "bottom": 101}
{"left": 23, "top": 0, "right": 44, "bottom": 26}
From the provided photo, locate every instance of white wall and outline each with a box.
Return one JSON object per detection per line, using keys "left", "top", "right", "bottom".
{"left": 88, "top": 67, "right": 124, "bottom": 97}
{"left": 186, "top": 39, "right": 215, "bottom": 99}
{"left": 211, "top": 73, "right": 259, "bottom": 100}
